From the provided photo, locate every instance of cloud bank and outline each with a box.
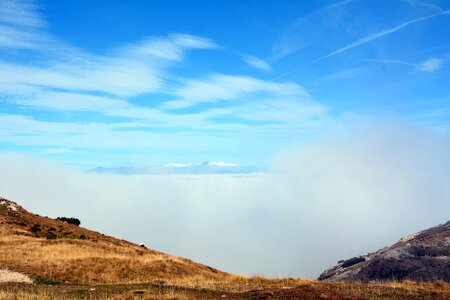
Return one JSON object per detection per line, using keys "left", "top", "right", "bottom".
{"left": 0, "top": 121, "right": 449, "bottom": 278}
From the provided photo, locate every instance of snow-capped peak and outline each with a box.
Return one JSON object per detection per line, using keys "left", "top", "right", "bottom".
{"left": 204, "top": 161, "right": 239, "bottom": 167}
{"left": 164, "top": 163, "right": 189, "bottom": 168}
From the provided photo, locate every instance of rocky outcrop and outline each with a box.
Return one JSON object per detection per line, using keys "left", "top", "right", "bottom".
{"left": 319, "top": 221, "right": 450, "bottom": 282}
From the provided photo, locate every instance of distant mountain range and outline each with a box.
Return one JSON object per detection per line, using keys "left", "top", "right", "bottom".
{"left": 89, "top": 161, "right": 266, "bottom": 175}
{"left": 319, "top": 221, "right": 450, "bottom": 282}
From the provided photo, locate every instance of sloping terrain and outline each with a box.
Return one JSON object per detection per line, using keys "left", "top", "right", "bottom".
{"left": 319, "top": 221, "right": 450, "bottom": 282}
{"left": 1, "top": 196, "right": 449, "bottom": 299}
{"left": 0, "top": 197, "right": 229, "bottom": 285}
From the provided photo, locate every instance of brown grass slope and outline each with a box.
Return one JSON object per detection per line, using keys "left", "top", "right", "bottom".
{"left": 0, "top": 197, "right": 228, "bottom": 285}
{"left": 1, "top": 197, "right": 449, "bottom": 299}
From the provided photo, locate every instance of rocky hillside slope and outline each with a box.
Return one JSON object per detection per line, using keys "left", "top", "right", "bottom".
{"left": 319, "top": 221, "right": 450, "bottom": 282}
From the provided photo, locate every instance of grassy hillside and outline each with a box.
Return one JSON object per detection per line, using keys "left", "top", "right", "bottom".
{"left": 0, "top": 197, "right": 231, "bottom": 286}
{"left": 1, "top": 197, "right": 449, "bottom": 299}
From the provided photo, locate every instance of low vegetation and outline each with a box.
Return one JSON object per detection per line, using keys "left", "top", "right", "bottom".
{"left": 1, "top": 279, "right": 449, "bottom": 299}
{"left": 56, "top": 217, "right": 81, "bottom": 226}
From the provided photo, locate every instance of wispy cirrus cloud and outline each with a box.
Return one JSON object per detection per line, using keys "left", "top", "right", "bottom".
{"left": 163, "top": 74, "right": 310, "bottom": 109}
{"left": 360, "top": 57, "right": 444, "bottom": 73}
{"left": 403, "top": 0, "right": 446, "bottom": 13}
{"left": 0, "top": 0, "right": 53, "bottom": 50}
{"left": 0, "top": 60, "right": 162, "bottom": 97}
{"left": 0, "top": 0, "right": 333, "bottom": 167}
{"left": 315, "top": 10, "right": 449, "bottom": 62}
{"left": 0, "top": 32, "right": 218, "bottom": 97}
{"left": 416, "top": 58, "right": 444, "bottom": 72}
{"left": 309, "top": 67, "right": 367, "bottom": 85}
{"left": 272, "top": 0, "right": 353, "bottom": 60}
{"left": 0, "top": 0, "right": 46, "bottom": 28}
{"left": 273, "top": 0, "right": 449, "bottom": 67}
{"left": 243, "top": 55, "right": 272, "bottom": 72}
{"left": 119, "top": 33, "right": 217, "bottom": 62}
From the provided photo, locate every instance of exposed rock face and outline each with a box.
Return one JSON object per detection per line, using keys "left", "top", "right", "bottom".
{"left": 319, "top": 221, "right": 450, "bottom": 282}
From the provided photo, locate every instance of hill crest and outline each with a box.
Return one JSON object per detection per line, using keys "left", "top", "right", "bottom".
{"left": 319, "top": 220, "right": 450, "bottom": 282}
{"left": 0, "top": 196, "right": 228, "bottom": 285}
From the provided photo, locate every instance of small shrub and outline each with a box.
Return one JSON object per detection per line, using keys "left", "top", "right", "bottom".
{"left": 341, "top": 256, "right": 366, "bottom": 268}
{"left": 79, "top": 234, "right": 87, "bottom": 240}
{"left": 56, "top": 217, "right": 80, "bottom": 226}
{"left": 46, "top": 233, "right": 57, "bottom": 240}
{"left": 133, "top": 290, "right": 145, "bottom": 295}
{"left": 30, "top": 224, "right": 41, "bottom": 233}
{"left": 35, "top": 276, "right": 61, "bottom": 285}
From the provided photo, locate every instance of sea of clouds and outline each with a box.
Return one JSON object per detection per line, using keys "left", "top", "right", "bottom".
{"left": 1, "top": 121, "right": 449, "bottom": 278}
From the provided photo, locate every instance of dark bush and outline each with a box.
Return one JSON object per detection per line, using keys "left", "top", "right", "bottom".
{"left": 357, "top": 257, "right": 450, "bottom": 282}
{"left": 409, "top": 245, "right": 450, "bottom": 257}
{"left": 35, "top": 276, "right": 61, "bottom": 285}
{"left": 46, "top": 233, "right": 57, "bottom": 240}
{"left": 56, "top": 217, "right": 80, "bottom": 226}
{"left": 341, "top": 256, "right": 366, "bottom": 268}
{"left": 30, "top": 224, "right": 41, "bottom": 233}
{"left": 79, "top": 234, "right": 87, "bottom": 240}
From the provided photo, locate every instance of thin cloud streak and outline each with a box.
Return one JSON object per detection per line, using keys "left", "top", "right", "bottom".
{"left": 243, "top": 55, "right": 272, "bottom": 72}
{"left": 272, "top": 0, "right": 353, "bottom": 60}
{"left": 359, "top": 58, "right": 415, "bottom": 66}
{"left": 360, "top": 57, "right": 444, "bottom": 72}
{"left": 315, "top": 10, "right": 449, "bottom": 62}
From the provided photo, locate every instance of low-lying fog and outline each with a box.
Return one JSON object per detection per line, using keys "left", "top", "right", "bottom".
{"left": 1, "top": 121, "right": 449, "bottom": 278}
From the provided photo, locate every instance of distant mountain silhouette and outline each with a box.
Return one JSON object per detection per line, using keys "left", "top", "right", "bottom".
{"left": 89, "top": 161, "right": 266, "bottom": 175}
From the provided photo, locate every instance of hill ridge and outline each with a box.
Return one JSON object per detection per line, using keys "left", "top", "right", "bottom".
{"left": 0, "top": 196, "right": 228, "bottom": 285}
{"left": 319, "top": 220, "right": 450, "bottom": 282}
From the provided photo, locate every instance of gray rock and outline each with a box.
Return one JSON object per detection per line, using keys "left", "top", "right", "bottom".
{"left": 318, "top": 220, "right": 450, "bottom": 282}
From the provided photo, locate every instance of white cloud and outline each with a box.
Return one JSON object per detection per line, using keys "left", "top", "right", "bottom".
{"left": 315, "top": 10, "right": 448, "bottom": 62}
{"left": 0, "top": 2, "right": 217, "bottom": 97}
{"left": 120, "top": 33, "right": 217, "bottom": 62}
{"left": 404, "top": 0, "right": 446, "bottom": 13}
{"left": 0, "top": 0, "right": 53, "bottom": 51}
{"left": 232, "top": 98, "right": 329, "bottom": 125}
{"left": 272, "top": 0, "right": 352, "bottom": 60}
{"left": 0, "top": 24, "right": 50, "bottom": 49}
{"left": 0, "top": 0, "right": 333, "bottom": 161}
{"left": 1, "top": 121, "right": 449, "bottom": 277}
{"left": 13, "top": 92, "right": 131, "bottom": 112}
{"left": 310, "top": 67, "right": 367, "bottom": 84}
{"left": 164, "top": 74, "right": 310, "bottom": 109}
{"left": 243, "top": 55, "right": 272, "bottom": 71}
{"left": 360, "top": 58, "right": 415, "bottom": 66}
{"left": 0, "top": 0, "right": 46, "bottom": 28}
{"left": 361, "top": 57, "right": 444, "bottom": 73}
{"left": 0, "top": 114, "right": 293, "bottom": 153}
{"left": 416, "top": 58, "right": 443, "bottom": 72}
{"left": 171, "top": 33, "right": 218, "bottom": 50}
{"left": 0, "top": 32, "right": 219, "bottom": 97}
{"left": 0, "top": 57, "right": 163, "bottom": 98}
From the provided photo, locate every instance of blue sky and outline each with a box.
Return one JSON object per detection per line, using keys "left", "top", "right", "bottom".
{"left": 0, "top": 0, "right": 449, "bottom": 169}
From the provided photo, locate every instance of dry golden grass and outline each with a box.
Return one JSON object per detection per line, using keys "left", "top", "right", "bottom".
{"left": 0, "top": 200, "right": 230, "bottom": 286}
{"left": 1, "top": 280, "right": 449, "bottom": 299}
{"left": 0, "top": 233, "right": 229, "bottom": 285}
